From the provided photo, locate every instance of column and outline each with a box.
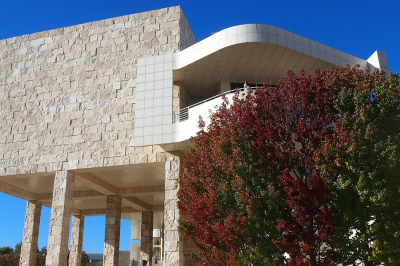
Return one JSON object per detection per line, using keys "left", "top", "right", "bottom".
{"left": 19, "top": 200, "right": 42, "bottom": 266}
{"left": 69, "top": 215, "right": 85, "bottom": 266}
{"left": 164, "top": 151, "right": 184, "bottom": 266}
{"left": 103, "top": 195, "right": 122, "bottom": 266}
{"left": 130, "top": 219, "right": 141, "bottom": 262}
{"left": 46, "top": 171, "right": 73, "bottom": 266}
{"left": 140, "top": 211, "right": 153, "bottom": 266}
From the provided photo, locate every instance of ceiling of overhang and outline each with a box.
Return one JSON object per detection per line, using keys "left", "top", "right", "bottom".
{"left": 173, "top": 42, "right": 335, "bottom": 97}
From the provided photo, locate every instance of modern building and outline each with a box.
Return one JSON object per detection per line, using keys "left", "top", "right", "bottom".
{"left": 0, "top": 5, "right": 389, "bottom": 266}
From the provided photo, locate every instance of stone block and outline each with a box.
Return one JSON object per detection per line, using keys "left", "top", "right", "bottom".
{"left": 20, "top": 201, "right": 42, "bottom": 266}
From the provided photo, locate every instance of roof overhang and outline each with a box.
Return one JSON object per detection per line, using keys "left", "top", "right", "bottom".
{"left": 173, "top": 24, "right": 368, "bottom": 97}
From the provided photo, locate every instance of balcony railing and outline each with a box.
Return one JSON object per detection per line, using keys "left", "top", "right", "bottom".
{"left": 173, "top": 87, "right": 256, "bottom": 123}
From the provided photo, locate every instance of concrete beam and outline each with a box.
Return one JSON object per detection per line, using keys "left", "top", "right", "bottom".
{"left": 121, "top": 207, "right": 138, "bottom": 213}
{"left": 79, "top": 207, "right": 138, "bottom": 216}
{"left": 74, "top": 173, "right": 118, "bottom": 195}
{"left": 73, "top": 190, "right": 105, "bottom": 198}
{"left": 71, "top": 208, "right": 81, "bottom": 216}
{"left": 37, "top": 186, "right": 163, "bottom": 202}
{"left": 117, "top": 185, "right": 164, "bottom": 196}
{"left": 37, "top": 190, "right": 106, "bottom": 202}
{"left": 122, "top": 197, "right": 151, "bottom": 212}
{"left": 36, "top": 193, "right": 53, "bottom": 201}
{"left": 0, "top": 173, "right": 54, "bottom": 181}
{"left": 151, "top": 205, "right": 164, "bottom": 212}
{"left": 79, "top": 209, "right": 106, "bottom": 216}
{"left": 0, "top": 180, "right": 37, "bottom": 200}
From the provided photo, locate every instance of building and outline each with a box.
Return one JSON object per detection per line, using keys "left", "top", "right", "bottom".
{"left": 0, "top": 5, "right": 389, "bottom": 266}
{"left": 87, "top": 251, "right": 130, "bottom": 266}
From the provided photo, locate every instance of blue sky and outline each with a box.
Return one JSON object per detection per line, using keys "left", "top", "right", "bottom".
{"left": 0, "top": 0, "right": 399, "bottom": 253}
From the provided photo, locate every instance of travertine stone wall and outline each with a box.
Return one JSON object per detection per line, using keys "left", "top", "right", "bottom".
{"left": 178, "top": 12, "right": 196, "bottom": 51}
{"left": 118, "top": 251, "right": 130, "bottom": 266}
{"left": 19, "top": 200, "right": 42, "bottom": 266}
{"left": 69, "top": 215, "right": 85, "bottom": 266}
{"left": 0, "top": 6, "right": 196, "bottom": 177}
{"left": 46, "top": 171, "right": 73, "bottom": 266}
{"left": 173, "top": 82, "right": 189, "bottom": 111}
{"left": 164, "top": 151, "right": 184, "bottom": 266}
{"left": 103, "top": 195, "right": 122, "bottom": 266}
{"left": 140, "top": 211, "right": 154, "bottom": 265}
{"left": 172, "top": 82, "right": 189, "bottom": 122}
{"left": 172, "top": 83, "right": 189, "bottom": 123}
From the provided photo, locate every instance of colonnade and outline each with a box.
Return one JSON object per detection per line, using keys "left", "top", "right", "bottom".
{"left": 16, "top": 151, "right": 184, "bottom": 266}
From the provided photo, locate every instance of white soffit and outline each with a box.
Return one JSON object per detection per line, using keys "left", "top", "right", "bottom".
{"left": 173, "top": 24, "right": 367, "bottom": 97}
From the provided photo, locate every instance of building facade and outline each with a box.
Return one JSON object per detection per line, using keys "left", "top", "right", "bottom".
{"left": 0, "top": 6, "right": 388, "bottom": 266}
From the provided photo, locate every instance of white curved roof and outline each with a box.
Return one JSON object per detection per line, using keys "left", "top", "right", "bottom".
{"left": 172, "top": 24, "right": 372, "bottom": 97}
{"left": 175, "top": 24, "right": 367, "bottom": 69}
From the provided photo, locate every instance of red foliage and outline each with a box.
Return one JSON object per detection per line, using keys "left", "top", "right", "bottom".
{"left": 257, "top": 70, "right": 337, "bottom": 264}
{"left": 179, "top": 65, "right": 400, "bottom": 265}
{"left": 179, "top": 67, "right": 349, "bottom": 265}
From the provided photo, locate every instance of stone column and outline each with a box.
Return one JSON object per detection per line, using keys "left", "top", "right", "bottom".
{"left": 103, "top": 195, "right": 122, "bottom": 266}
{"left": 46, "top": 171, "right": 73, "bottom": 266}
{"left": 140, "top": 211, "right": 153, "bottom": 266}
{"left": 69, "top": 215, "right": 85, "bottom": 266}
{"left": 164, "top": 151, "right": 184, "bottom": 266}
{"left": 19, "top": 200, "right": 42, "bottom": 266}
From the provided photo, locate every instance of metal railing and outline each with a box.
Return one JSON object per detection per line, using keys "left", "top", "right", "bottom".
{"left": 173, "top": 87, "right": 255, "bottom": 123}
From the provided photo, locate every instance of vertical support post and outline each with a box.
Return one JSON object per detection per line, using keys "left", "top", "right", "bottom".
{"left": 46, "top": 171, "right": 73, "bottom": 266}
{"left": 103, "top": 195, "right": 122, "bottom": 266}
{"left": 164, "top": 151, "right": 184, "bottom": 266}
{"left": 140, "top": 211, "right": 153, "bottom": 266}
{"left": 69, "top": 215, "right": 85, "bottom": 266}
{"left": 130, "top": 219, "right": 141, "bottom": 263}
{"left": 19, "top": 200, "right": 42, "bottom": 266}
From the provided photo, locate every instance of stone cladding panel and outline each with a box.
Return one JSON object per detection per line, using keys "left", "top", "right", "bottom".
{"left": 140, "top": 211, "right": 153, "bottom": 265}
{"left": 118, "top": 251, "right": 130, "bottom": 266}
{"left": 103, "top": 195, "right": 122, "bottom": 266}
{"left": 69, "top": 215, "right": 85, "bottom": 266}
{"left": 19, "top": 200, "right": 42, "bottom": 266}
{"left": 45, "top": 171, "right": 73, "bottom": 266}
{"left": 0, "top": 6, "right": 196, "bottom": 177}
{"left": 164, "top": 151, "right": 184, "bottom": 266}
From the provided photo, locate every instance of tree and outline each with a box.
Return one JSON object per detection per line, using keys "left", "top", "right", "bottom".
{"left": 14, "top": 242, "right": 21, "bottom": 254}
{"left": 178, "top": 86, "right": 286, "bottom": 265}
{"left": 81, "top": 251, "right": 91, "bottom": 266}
{"left": 179, "top": 68, "right": 341, "bottom": 265}
{"left": 316, "top": 67, "right": 400, "bottom": 265}
{"left": 178, "top": 66, "right": 400, "bottom": 265}
{"left": 37, "top": 246, "right": 47, "bottom": 256}
{"left": 0, "top": 254, "right": 19, "bottom": 266}
{"left": 261, "top": 69, "right": 342, "bottom": 265}
{"left": 0, "top": 246, "right": 14, "bottom": 255}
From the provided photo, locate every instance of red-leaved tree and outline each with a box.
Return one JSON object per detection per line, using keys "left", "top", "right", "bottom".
{"left": 178, "top": 66, "right": 400, "bottom": 265}
{"left": 179, "top": 68, "right": 342, "bottom": 265}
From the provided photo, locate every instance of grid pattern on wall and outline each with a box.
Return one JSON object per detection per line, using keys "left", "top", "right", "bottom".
{"left": 135, "top": 54, "right": 174, "bottom": 146}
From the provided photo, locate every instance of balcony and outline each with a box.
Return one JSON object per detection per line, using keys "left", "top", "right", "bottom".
{"left": 170, "top": 88, "right": 252, "bottom": 145}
